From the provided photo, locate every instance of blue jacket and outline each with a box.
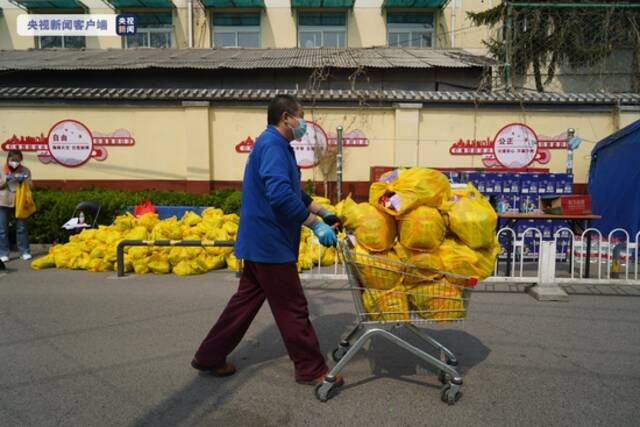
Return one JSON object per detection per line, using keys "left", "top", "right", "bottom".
{"left": 235, "top": 126, "right": 310, "bottom": 263}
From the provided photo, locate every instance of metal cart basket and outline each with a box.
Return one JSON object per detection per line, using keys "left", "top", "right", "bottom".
{"left": 315, "top": 238, "right": 478, "bottom": 405}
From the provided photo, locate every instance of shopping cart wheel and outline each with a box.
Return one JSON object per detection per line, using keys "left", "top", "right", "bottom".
{"left": 331, "top": 344, "right": 350, "bottom": 362}
{"left": 315, "top": 381, "right": 338, "bottom": 403}
{"left": 438, "top": 360, "right": 458, "bottom": 384}
{"left": 440, "top": 384, "right": 462, "bottom": 405}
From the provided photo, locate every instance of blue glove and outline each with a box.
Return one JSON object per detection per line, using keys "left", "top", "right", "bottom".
{"left": 5, "top": 174, "right": 14, "bottom": 182}
{"left": 15, "top": 174, "right": 25, "bottom": 183}
{"left": 310, "top": 220, "right": 337, "bottom": 247}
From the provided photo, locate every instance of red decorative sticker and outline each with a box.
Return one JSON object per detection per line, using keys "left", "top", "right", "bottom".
{"left": 235, "top": 122, "right": 369, "bottom": 169}
{"left": 449, "top": 123, "right": 569, "bottom": 169}
{"left": 2, "top": 119, "right": 135, "bottom": 167}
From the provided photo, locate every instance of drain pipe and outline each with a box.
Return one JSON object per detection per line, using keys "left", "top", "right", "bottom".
{"left": 188, "top": 0, "right": 193, "bottom": 48}
{"left": 450, "top": 0, "right": 457, "bottom": 48}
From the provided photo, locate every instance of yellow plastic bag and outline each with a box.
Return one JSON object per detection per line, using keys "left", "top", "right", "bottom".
{"left": 182, "top": 211, "right": 202, "bottom": 227}
{"left": 339, "top": 195, "right": 362, "bottom": 228}
{"left": 201, "top": 216, "right": 224, "bottom": 231}
{"left": 31, "top": 255, "right": 55, "bottom": 269}
{"left": 69, "top": 253, "right": 91, "bottom": 270}
{"left": 394, "top": 243, "right": 443, "bottom": 285}
{"left": 72, "top": 228, "right": 97, "bottom": 242}
{"left": 312, "top": 196, "right": 332, "bottom": 206}
{"left": 148, "top": 253, "right": 170, "bottom": 274}
{"left": 104, "top": 244, "right": 119, "bottom": 264}
{"left": 173, "top": 260, "right": 197, "bottom": 276}
{"left": 226, "top": 253, "right": 241, "bottom": 271}
{"left": 88, "top": 258, "right": 113, "bottom": 273}
{"left": 113, "top": 213, "right": 137, "bottom": 232}
{"left": 354, "top": 245, "right": 404, "bottom": 290}
{"left": 202, "top": 207, "right": 224, "bottom": 219}
{"left": 369, "top": 168, "right": 451, "bottom": 216}
{"left": 125, "top": 226, "right": 149, "bottom": 241}
{"left": 128, "top": 246, "right": 150, "bottom": 260}
{"left": 54, "top": 250, "right": 73, "bottom": 268}
{"left": 168, "top": 247, "right": 192, "bottom": 266}
{"left": 408, "top": 280, "right": 465, "bottom": 322}
{"left": 132, "top": 257, "right": 150, "bottom": 275}
{"left": 444, "top": 183, "right": 497, "bottom": 249}
{"left": 341, "top": 196, "right": 396, "bottom": 253}
{"left": 397, "top": 206, "right": 446, "bottom": 251}
{"left": 321, "top": 247, "right": 336, "bottom": 266}
{"left": 297, "top": 244, "right": 313, "bottom": 271}
{"left": 151, "top": 217, "right": 182, "bottom": 240}
{"left": 196, "top": 255, "right": 226, "bottom": 272}
{"left": 362, "top": 286, "right": 410, "bottom": 321}
{"left": 439, "top": 237, "right": 499, "bottom": 285}
{"left": 223, "top": 213, "right": 240, "bottom": 224}
{"left": 14, "top": 181, "right": 36, "bottom": 219}
{"left": 222, "top": 221, "right": 239, "bottom": 237}
{"left": 95, "top": 226, "right": 122, "bottom": 244}
{"left": 138, "top": 213, "right": 159, "bottom": 232}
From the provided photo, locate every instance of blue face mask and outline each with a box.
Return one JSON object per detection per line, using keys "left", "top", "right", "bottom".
{"left": 291, "top": 117, "right": 307, "bottom": 140}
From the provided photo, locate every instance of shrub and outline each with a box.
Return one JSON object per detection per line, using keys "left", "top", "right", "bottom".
{"left": 19, "top": 187, "right": 242, "bottom": 244}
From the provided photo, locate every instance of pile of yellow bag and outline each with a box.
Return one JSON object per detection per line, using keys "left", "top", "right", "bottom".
{"left": 340, "top": 167, "right": 499, "bottom": 323}
{"left": 31, "top": 196, "right": 343, "bottom": 276}
{"left": 31, "top": 208, "right": 242, "bottom": 276}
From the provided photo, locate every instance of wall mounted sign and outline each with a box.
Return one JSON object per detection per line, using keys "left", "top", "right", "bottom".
{"left": 235, "top": 122, "right": 369, "bottom": 169}
{"left": 1, "top": 119, "right": 135, "bottom": 167}
{"left": 449, "top": 123, "right": 568, "bottom": 169}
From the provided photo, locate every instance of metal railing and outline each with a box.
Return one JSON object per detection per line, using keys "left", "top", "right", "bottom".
{"left": 488, "top": 226, "right": 640, "bottom": 288}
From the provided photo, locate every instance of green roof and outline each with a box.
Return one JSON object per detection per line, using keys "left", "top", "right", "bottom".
{"left": 105, "top": 0, "right": 174, "bottom": 8}
{"left": 136, "top": 12, "right": 173, "bottom": 26}
{"left": 383, "top": 0, "right": 449, "bottom": 7}
{"left": 14, "top": 0, "right": 86, "bottom": 9}
{"left": 200, "top": 0, "right": 265, "bottom": 7}
{"left": 291, "top": 0, "right": 354, "bottom": 7}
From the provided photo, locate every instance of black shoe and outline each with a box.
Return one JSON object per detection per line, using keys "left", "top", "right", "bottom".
{"left": 191, "top": 359, "right": 236, "bottom": 377}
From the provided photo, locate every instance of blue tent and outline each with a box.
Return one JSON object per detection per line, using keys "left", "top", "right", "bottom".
{"left": 588, "top": 119, "right": 640, "bottom": 237}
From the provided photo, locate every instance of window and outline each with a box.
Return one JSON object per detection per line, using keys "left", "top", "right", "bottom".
{"left": 212, "top": 13, "right": 260, "bottom": 48}
{"left": 124, "top": 13, "right": 172, "bottom": 48}
{"left": 387, "top": 12, "right": 434, "bottom": 48}
{"left": 298, "top": 12, "right": 346, "bottom": 48}
{"left": 38, "top": 35, "right": 85, "bottom": 49}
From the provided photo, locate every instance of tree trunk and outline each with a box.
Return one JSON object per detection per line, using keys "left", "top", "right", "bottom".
{"left": 533, "top": 55, "right": 544, "bottom": 92}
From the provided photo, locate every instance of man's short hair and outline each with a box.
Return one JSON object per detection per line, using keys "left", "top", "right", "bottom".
{"left": 267, "top": 94, "right": 301, "bottom": 125}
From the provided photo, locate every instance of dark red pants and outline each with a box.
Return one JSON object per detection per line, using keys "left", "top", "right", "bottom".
{"left": 194, "top": 260, "right": 328, "bottom": 381}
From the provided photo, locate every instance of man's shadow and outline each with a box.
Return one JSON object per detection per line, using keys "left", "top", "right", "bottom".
{"left": 132, "top": 304, "right": 354, "bottom": 427}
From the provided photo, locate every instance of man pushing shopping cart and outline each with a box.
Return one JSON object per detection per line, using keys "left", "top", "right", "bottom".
{"left": 192, "top": 94, "right": 343, "bottom": 387}
{"left": 192, "top": 95, "right": 492, "bottom": 405}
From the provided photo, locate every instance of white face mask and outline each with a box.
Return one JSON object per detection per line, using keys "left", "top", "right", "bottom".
{"left": 8, "top": 161, "right": 20, "bottom": 169}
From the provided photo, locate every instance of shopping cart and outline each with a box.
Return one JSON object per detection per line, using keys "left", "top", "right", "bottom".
{"left": 315, "top": 238, "right": 478, "bottom": 405}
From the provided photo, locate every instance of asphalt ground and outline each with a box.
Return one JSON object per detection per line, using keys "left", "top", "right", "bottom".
{"left": 1, "top": 258, "right": 639, "bottom": 427}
